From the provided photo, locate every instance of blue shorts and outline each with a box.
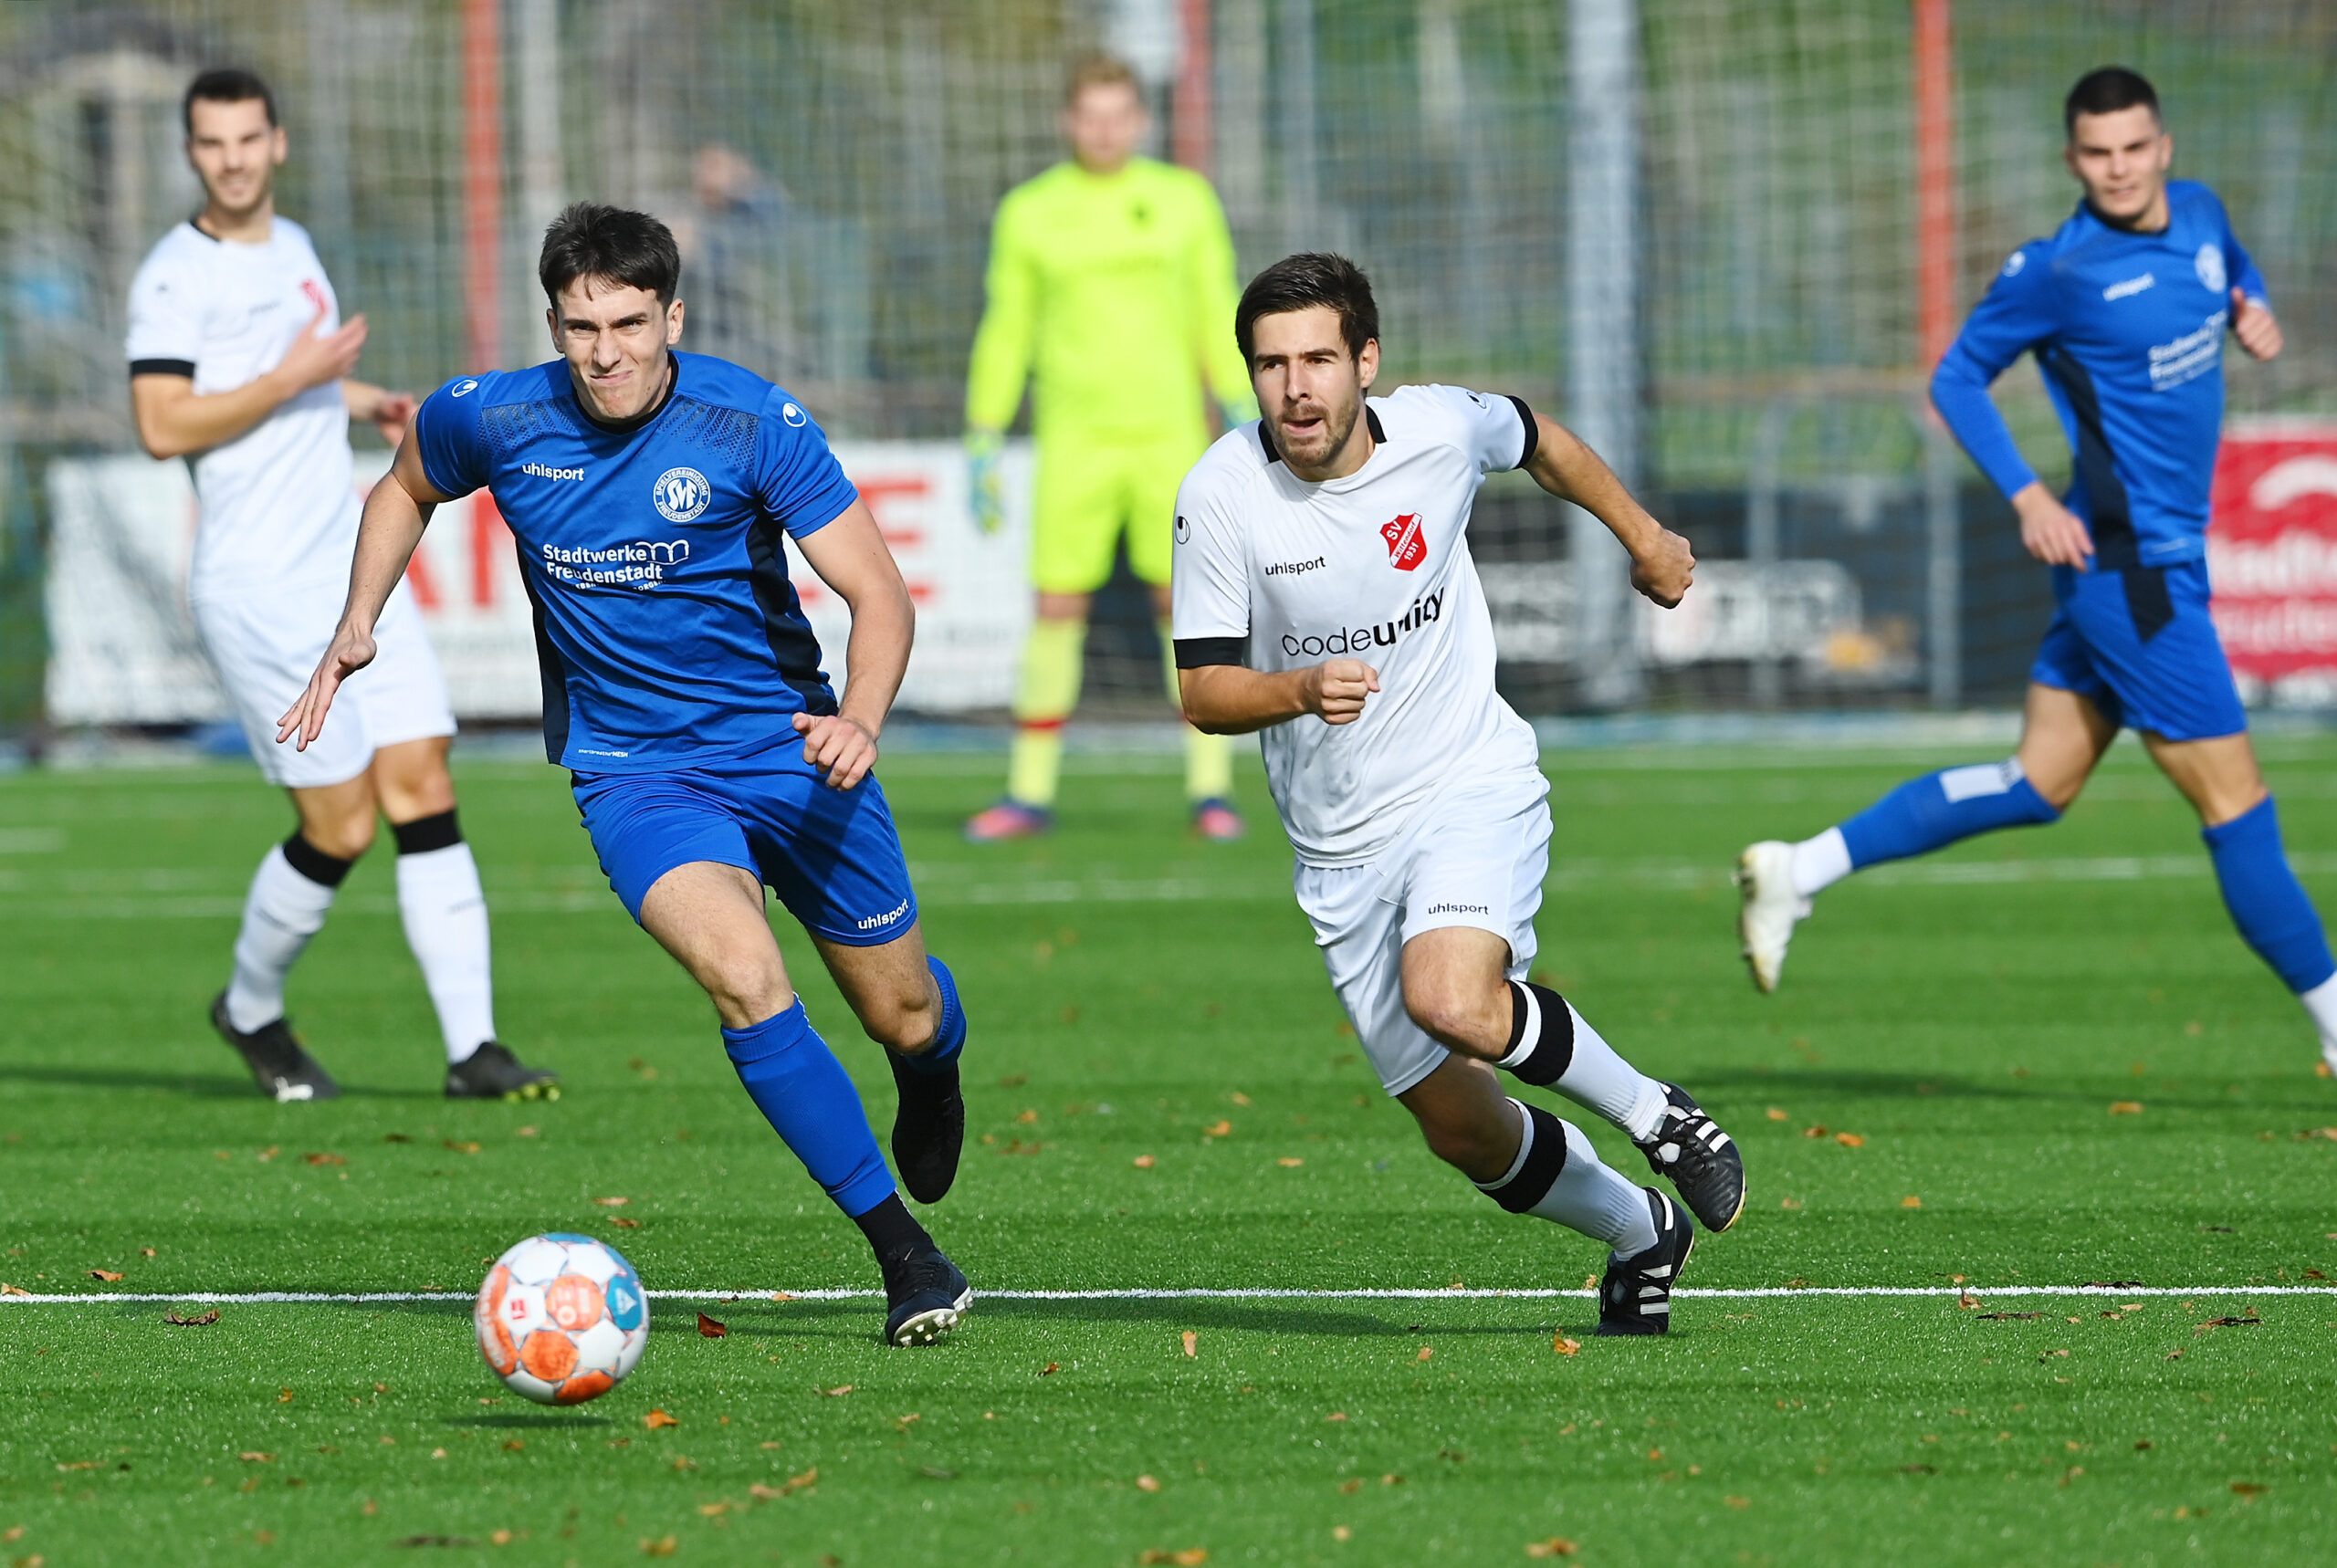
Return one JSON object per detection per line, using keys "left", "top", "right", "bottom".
{"left": 571, "top": 741, "right": 918, "bottom": 946}
{"left": 2029, "top": 558, "right": 2247, "bottom": 743}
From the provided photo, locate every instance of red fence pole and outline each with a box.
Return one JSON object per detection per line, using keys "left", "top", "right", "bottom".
{"left": 1173, "top": 0, "right": 1213, "bottom": 174}
{"left": 463, "top": 0, "right": 504, "bottom": 373}
{"left": 1914, "top": 0, "right": 1955, "bottom": 375}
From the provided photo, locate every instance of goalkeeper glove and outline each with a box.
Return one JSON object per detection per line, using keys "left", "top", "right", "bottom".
{"left": 966, "top": 430, "right": 1005, "bottom": 535}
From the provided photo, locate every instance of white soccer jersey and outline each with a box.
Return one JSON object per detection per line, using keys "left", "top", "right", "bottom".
{"left": 1171, "top": 382, "right": 1544, "bottom": 866}
{"left": 125, "top": 217, "right": 359, "bottom": 602}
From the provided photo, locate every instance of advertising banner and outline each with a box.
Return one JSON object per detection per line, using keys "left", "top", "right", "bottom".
{"left": 2208, "top": 420, "right": 2337, "bottom": 707}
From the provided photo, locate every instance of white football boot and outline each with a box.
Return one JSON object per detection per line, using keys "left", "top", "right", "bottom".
{"left": 1734, "top": 841, "right": 1808, "bottom": 995}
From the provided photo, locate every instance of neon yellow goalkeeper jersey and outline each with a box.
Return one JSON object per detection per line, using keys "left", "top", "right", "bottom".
{"left": 966, "top": 157, "right": 1253, "bottom": 443}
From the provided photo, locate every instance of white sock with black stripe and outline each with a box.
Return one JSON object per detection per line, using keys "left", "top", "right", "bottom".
{"left": 1474, "top": 1100, "right": 1659, "bottom": 1253}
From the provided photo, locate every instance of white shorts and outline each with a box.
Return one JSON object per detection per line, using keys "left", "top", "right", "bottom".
{"left": 193, "top": 580, "right": 456, "bottom": 789}
{"left": 1293, "top": 767, "right": 1553, "bottom": 1098}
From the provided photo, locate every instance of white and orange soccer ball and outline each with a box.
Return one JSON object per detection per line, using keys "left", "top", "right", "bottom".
{"left": 474, "top": 1233, "right": 648, "bottom": 1405}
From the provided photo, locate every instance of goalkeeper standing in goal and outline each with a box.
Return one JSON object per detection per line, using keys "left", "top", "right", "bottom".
{"left": 962, "top": 53, "right": 1258, "bottom": 842}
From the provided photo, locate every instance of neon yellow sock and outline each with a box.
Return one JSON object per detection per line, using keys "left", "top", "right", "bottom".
{"left": 1006, "top": 618, "right": 1085, "bottom": 809}
{"left": 1160, "top": 618, "right": 1234, "bottom": 803}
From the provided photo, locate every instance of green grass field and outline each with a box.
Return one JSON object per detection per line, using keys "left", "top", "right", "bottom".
{"left": 5, "top": 737, "right": 2337, "bottom": 1565}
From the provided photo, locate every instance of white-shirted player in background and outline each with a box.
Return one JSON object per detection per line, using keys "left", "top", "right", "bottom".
{"left": 1173, "top": 254, "right": 1740, "bottom": 1333}
{"left": 127, "top": 68, "right": 555, "bottom": 1103}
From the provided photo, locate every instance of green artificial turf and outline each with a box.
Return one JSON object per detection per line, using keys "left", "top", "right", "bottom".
{"left": 4, "top": 737, "right": 2337, "bottom": 1564}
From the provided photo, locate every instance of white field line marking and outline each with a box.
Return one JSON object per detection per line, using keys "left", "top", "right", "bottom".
{"left": 4, "top": 1284, "right": 2331, "bottom": 1306}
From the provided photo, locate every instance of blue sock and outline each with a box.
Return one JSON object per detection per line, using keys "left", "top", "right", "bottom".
{"left": 1837, "top": 760, "right": 2061, "bottom": 869}
{"left": 897, "top": 956, "right": 966, "bottom": 1076}
{"left": 2202, "top": 796, "right": 2337, "bottom": 994}
{"left": 722, "top": 1000, "right": 897, "bottom": 1218}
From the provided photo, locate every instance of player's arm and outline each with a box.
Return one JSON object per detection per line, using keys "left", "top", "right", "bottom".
{"left": 963, "top": 198, "right": 1039, "bottom": 531}
{"left": 1190, "top": 180, "right": 1261, "bottom": 426}
{"left": 791, "top": 499, "right": 912, "bottom": 790}
{"left": 2222, "top": 223, "right": 2280, "bottom": 361}
{"left": 278, "top": 434, "right": 449, "bottom": 748}
{"left": 1927, "top": 250, "right": 2091, "bottom": 570}
{"left": 1517, "top": 413, "right": 1693, "bottom": 609}
{"left": 1179, "top": 658, "right": 1378, "bottom": 736}
{"left": 129, "top": 301, "right": 368, "bottom": 459}
{"left": 342, "top": 379, "right": 418, "bottom": 447}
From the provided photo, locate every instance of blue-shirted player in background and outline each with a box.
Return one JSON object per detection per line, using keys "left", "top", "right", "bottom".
{"left": 1737, "top": 68, "right": 2337, "bottom": 1071}
{"left": 281, "top": 204, "right": 973, "bottom": 1344}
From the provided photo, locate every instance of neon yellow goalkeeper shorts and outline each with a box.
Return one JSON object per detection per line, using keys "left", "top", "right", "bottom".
{"left": 1029, "top": 427, "right": 1207, "bottom": 593}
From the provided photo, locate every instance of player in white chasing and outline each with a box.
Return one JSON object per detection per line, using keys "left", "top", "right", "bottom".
{"left": 127, "top": 68, "right": 554, "bottom": 1103}
{"left": 1172, "top": 255, "right": 1743, "bottom": 1333}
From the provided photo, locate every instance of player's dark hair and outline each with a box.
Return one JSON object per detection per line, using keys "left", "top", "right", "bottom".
{"left": 2064, "top": 67, "right": 2159, "bottom": 137}
{"left": 1236, "top": 253, "right": 1378, "bottom": 364}
{"left": 183, "top": 68, "right": 277, "bottom": 134}
{"left": 538, "top": 202, "right": 682, "bottom": 308}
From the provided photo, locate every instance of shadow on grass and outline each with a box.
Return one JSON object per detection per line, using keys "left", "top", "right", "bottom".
{"left": 442, "top": 1413, "right": 612, "bottom": 1428}
{"left": 0, "top": 1064, "right": 442, "bottom": 1101}
{"left": 693, "top": 1294, "right": 1579, "bottom": 1341}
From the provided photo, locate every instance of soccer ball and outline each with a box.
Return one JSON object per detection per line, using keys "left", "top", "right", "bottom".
{"left": 474, "top": 1233, "right": 648, "bottom": 1405}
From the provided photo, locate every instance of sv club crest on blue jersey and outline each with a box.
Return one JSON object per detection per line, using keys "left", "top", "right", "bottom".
{"left": 653, "top": 465, "right": 713, "bottom": 523}
{"left": 2194, "top": 243, "right": 2226, "bottom": 295}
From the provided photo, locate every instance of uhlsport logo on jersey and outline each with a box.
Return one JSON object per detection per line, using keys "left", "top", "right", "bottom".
{"left": 1279, "top": 590, "right": 1443, "bottom": 659}
{"left": 652, "top": 466, "right": 713, "bottom": 523}
{"left": 541, "top": 539, "right": 690, "bottom": 590}
{"left": 1380, "top": 513, "right": 1427, "bottom": 571}
{"left": 451, "top": 378, "right": 479, "bottom": 398}
{"left": 2195, "top": 243, "right": 2227, "bottom": 295}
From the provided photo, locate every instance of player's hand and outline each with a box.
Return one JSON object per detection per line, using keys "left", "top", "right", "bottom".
{"left": 277, "top": 302, "right": 369, "bottom": 394}
{"left": 371, "top": 391, "right": 417, "bottom": 448}
{"left": 276, "top": 621, "right": 379, "bottom": 750}
{"left": 1629, "top": 526, "right": 1696, "bottom": 609}
{"left": 2012, "top": 482, "right": 2094, "bottom": 570}
{"left": 966, "top": 431, "right": 1005, "bottom": 536}
{"left": 792, "top": 711, "right": 878, "bottom": 790}
{"left": 2230, "top": 287, "right": 2283, "bottom": 361}
{"left": 1301, "top": 658, "right": 1379, "bottom": 726}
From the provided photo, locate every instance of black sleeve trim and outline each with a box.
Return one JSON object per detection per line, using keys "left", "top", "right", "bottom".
{"left": 1507, "top": 395, "right": 1539, "bottom": 470}
{"left": 130, "top": 359, "right": 196, "bottom": 380}
{"left": 1174, "top": 635, "right": 1248, "bottom": 670}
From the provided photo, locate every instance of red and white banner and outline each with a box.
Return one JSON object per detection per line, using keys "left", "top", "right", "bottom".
{"left": 2209, "top": 420, "right": 2337, "bottom": 706}
{"left": 45, "top": 444, "right": 1035, "bottom": 727}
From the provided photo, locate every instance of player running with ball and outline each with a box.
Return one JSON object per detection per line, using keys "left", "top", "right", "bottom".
{"left": 281, "top": 205, "right": 972, "bottom": 1346}
{"left": 1172, "top": 255, "right": 1745, "bottom": 1333}
{"left": 1734, "top": 69, "right": 2337, "bottom": 1073}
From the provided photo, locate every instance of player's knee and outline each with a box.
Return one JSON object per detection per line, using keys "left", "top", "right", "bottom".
{"left": 858, "top": 983, "right": 940, "bottom": 1053}
{"left": 1402, "top": 978, "right": 1503, "bottom": 1059}
{"left": 299, "top": 817, "right": 375, "bottom": 863}
{"left": 1416, "top": 1105, "right": 1504, "bottom": 1175}
{"left": 701, "top": 958, "right": 791, "bottom": 1030}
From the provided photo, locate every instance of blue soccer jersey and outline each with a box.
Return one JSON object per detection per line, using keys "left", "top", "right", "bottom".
{"left": 413, "top": 352, "right": 860, "bottom": 770}
{"left": 1930, "top": 179, "right": 2266, "bottom": 569}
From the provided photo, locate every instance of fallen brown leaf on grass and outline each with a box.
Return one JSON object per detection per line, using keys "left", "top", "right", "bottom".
{"left": 1724, "top": 1496, "right": 1750, "bottom": 1509}
{"left": 2196, "top": 1314, "right": 2261, "bottom": 1329}
{"left": 593, "top": 1196, "right": 630, "bottom": 1207}
{"left": 1324, "top": 1412, "right": 1347, "bottom": 1423}
{"left": 1203, "top": 1120, "right": 1231, "bottom": 1137}
{"left": 1277, "top": 1157, "right": 1304, "bottom": 1168}
{"left": 88, "top": 1270, "right": 122, "bottom": 1282}
{"left": 514, "top": 1125, "right": 538, "bottom": 1138}
{"left": 1801, "top": 1125, "right": 1828, "bottom": 1139}
{"left": 1975, "top": 1311, "right": 2045, "bottom": 1320}
{"left": 303, "top": 1153, "right": 345, "bottom": 1166}
{"left": 1181, "top": 1332, "right": 1198, "bottom": 1358}
{"left": 163, "top": 1308, "right": 219, "bottom": 1326}
{"left": 643, "top": 1409, "right": 680, "bottom": 1429}
{"left": 2108, "top": 1102, "right": 2144, "bottom": 1116}
{"left": 257, "top": 1145, "right": 278, "bottom": 1162}
{"left": 1416, "top": 1346, "right": 1433, "bottom": 1362}
{"left": 1134, "top": 1155, "right": 1157, "bottom": 1168}
{"left": 503, "top": 1440, "right": 523, "bottom": 1452}
{"left": 0, "top": 1283, "right": 30, "bottom": 1297}
{"left": 1835, "top": 1133, "right": 1866, "bottom": 1148}
{"left": 1339, "top": 1479, "right": 1362, "bottom": 1494}
{"left": 1136, "top": 1552, "right": 1208, "bottom": 1566}
{"left": 2165, "top": 1348, "right": 2185, "bottom": 1360}
{"left": 1525, "top": 1540, "right": 1577, "bottom": 1559}
{"left": 1900, "top": 1197, "right": 1923, "bottom": 1208}
{"left": 1037, "top": 1363, "right": 1060, "bottom": 1377}
{"left": 1958, "top": 1293, "right": 1981, "bottom": 1309}
{"left": 237, "top": 1452, "right": 273, "bottom": 1463}
{"left": 442, "top": 1140, "right": 481, "bottom": 1155}
{"left": 55, "top": 1460, "right": 100, "bottom": 1471}
{"left": 697, "top": 1503, "right": 729, "bottom": 1517}
{"left": 640, "top": 1536, "right": 677, "bottom": 1557}
{"left": 821, "top": 1385, "right": 854, "bottom": 1397}
{"left": 1766, "top": 1108, "right": 1787, "bottom": 1121}
{"left": 1552, "top": 1336, "right": 1581, "bottom": 1356}
{"left": 2232, "top": 1481, "right": 2267, "bottom": 1497}
{"left": 140, "top": 1248, "right": 155, "bottom": 1258}
{"left": 1137, "top": 1474, "right": 1160, "bottom": 1492}
{"left": 276, "top": 1388, "right": 293, "bottom": 1404}
{"left": 609, "top": 1217, "right": 642, "bottom": 1228}
{"left": 697, "top": 1312, "right": 727, "bottom": 1339}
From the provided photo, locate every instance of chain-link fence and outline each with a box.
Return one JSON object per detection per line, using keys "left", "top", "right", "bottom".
{"left": 2, "top": 0, "right": 2332, "bottom": 740}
